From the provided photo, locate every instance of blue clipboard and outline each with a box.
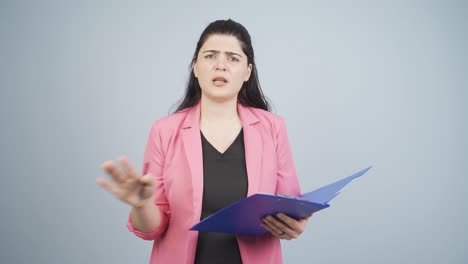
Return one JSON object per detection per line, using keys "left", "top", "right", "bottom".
{"left": 190, "top": 166, "right": 372, "bottom": 235}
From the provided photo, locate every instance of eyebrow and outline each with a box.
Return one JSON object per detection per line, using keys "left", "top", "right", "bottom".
{"left": 202, "top": 50, "right": 243, "bottom": 57}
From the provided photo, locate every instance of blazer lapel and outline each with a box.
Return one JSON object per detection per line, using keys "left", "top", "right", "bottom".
{"left": 181, "top": 102, "right": 204, "bottom": 217}
{"left": 238, "top": 103, "right": 262, "bottom": 196}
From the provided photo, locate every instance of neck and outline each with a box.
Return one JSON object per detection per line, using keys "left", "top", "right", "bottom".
{"left": 200, "top": 96, "right": 240, "bottom": 125}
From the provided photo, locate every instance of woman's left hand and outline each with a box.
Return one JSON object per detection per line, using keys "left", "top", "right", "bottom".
{"left": 260, "top": 213, "right": 313, "bottom": 240}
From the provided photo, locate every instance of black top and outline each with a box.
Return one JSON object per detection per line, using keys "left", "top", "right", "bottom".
{"left": 194, "top": 129, "right": 248, "bottom": 264}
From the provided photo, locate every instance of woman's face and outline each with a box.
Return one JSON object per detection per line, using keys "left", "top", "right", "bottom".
{"left": 193, "top": 34, "right": 252, "bottom": 103}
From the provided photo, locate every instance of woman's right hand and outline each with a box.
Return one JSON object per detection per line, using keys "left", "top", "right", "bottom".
{"left": 96, "top": 156, "right": 155, "bottom": 208}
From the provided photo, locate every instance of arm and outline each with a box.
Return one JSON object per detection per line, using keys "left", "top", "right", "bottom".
{"left": 274, "top": 117, "right": 301, "bottom": 196}
{"left": 262, "top": 117, "right": 311, "bottom": 239}
{"left": 126, "top": 121, "right": 171, "bottom": 240}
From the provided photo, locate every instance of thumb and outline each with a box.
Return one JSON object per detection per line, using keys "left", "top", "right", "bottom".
{"left": 139, "top": 173, "right": 155, "bottom": 185}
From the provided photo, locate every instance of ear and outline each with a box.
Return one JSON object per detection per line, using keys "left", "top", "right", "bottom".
{"left": 244, "top": 63, "right": 253, "bottom": 81}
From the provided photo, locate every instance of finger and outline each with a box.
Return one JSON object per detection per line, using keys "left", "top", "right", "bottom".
{"left": 278, "top": 213, "right": 309, "bottom": 231}
{"left": 276, "top": 213, "right": 307, "bottom": 237}
{"left": 97, "top": 177, "right": 138, "bottom": 204}
{"left": 263, "top": 216, "right": 290, "bottom": 236}
{"left": 101, "top": 160, "right": 126, "bottom": 184}
{"left": 139, "top": 183, "right": 154, "bottom": 200}
{"left": 260, "top": 221, "right": 275, "bottom": 235}
{"left": 139, "top": 173, "right": 155, "bottom": 185}
{"left": 276, "top": 213, "right": 301, "bottom": 229}
{"left": 117, "top": 156, "right": 139, "bottom": 179}
{"left": 266, "top": 215, "right": 299, "bottom": 238}
{"left": 96, "top": 177, "right": 116, "bottom": 194}
{"left": 261, "top": 219, "right": 292, "bottom": 240}
{"left": 136, "top": 176, "right": 155, "bottom": 200}
{"left": 261, "top": 219, "right": 282, "bottom": 238}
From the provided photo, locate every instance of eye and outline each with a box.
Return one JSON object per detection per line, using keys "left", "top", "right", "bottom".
{"left": 204, "top": 54, "right": 215, "bottom": 59}
{"left": 228, "top": 56, "right": 240, "bottom": 62}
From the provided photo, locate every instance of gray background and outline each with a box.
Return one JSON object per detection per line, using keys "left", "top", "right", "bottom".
{"left": 1, "top": 1, "right": 467, "bottom": 263}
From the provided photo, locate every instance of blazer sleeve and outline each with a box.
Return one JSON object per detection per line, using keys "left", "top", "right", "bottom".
{"left": 274, "top": 117, "right": 301, "bottom": 196}
{"left": 127, "top": 120, "right": 171, "bottom": 240}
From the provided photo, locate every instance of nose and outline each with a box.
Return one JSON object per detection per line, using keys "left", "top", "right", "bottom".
{"left": 214, "top": 56, "right": 227, "bottom": 71}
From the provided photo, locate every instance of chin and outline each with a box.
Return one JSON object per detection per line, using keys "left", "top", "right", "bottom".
{"left": 204, "top": 92, "right": 238, "bottom": 103}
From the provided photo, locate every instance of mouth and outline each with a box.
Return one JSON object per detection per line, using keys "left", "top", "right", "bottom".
{"left": 212, "top": 77, "right": 228, "bottom": 86}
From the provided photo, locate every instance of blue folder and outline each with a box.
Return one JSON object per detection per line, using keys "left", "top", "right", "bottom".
{"left": 190, "top": 166, "right": 372, "bottom": 235}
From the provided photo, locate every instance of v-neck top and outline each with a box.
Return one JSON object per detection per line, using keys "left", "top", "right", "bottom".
{"left": 194, "top": 128, "right": 248, "bottom": 264}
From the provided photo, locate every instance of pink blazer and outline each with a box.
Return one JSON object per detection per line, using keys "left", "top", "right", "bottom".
{"left": 127, "top": 101, "right": 301, "bottom": 264}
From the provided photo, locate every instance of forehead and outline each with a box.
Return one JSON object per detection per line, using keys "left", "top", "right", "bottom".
{"left": 199, "top": 34, "right": 245, "bottom": 55}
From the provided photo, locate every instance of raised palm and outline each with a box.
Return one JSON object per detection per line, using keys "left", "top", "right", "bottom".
{"left": 96, "top": 157, "right": 155, "bottom": 208}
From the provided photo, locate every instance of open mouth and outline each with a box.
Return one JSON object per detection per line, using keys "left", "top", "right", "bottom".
{"left": 212, "top": 77, "right": 228, "bottom": 86}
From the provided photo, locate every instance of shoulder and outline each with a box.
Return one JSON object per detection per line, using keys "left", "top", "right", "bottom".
{"left": 155, "top": 108, "right": 189, "bottom": 127}
{"left": 248, "top": 107, "right": 284, "bottom": 122}
{"left": 244, "top": 106, "right": 287, "bottom": 134}
{"left": 147, "top": 107, "right": 192, "bottom": 137}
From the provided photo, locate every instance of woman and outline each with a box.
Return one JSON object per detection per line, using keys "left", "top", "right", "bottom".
{"left": 96, "top": 19, "right": 312, "bottom": 264}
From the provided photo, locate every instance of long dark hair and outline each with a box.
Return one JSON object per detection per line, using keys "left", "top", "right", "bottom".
{"left": 173, "top": 19, "right": 271, "bottom": 113}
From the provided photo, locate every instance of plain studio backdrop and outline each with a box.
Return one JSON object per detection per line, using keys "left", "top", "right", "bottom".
{"left": 1, "top": 1, "right": 466, "bottom": 263}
